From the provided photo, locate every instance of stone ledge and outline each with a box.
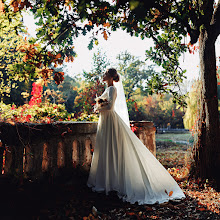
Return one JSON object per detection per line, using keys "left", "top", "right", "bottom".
{"left": 0, "top": 121, "right": 156, "bottom": 181}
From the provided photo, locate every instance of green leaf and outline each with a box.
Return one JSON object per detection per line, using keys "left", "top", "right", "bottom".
{"left": 129, "top": 0, "right": 140, "bottom": 10}
{"left": 88, "top": 39, "right": 94, "bottom": 50}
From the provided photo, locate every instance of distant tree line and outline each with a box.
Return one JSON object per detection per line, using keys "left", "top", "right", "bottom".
{"left": 2, "top": 47, "right": 185, "bottom": 128}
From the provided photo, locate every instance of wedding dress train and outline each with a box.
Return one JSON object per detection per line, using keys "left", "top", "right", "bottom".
{"left": 87, "top": 86, "right": 185, "bottom": 204}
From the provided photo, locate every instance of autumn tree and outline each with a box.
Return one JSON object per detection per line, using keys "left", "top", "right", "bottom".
{"left": 183, "top": 80, "right": 201, "bottom": 130}
{"left": 74, "top": 50, "right": 108, "bottom": 117}
{"left": 44, "top": 72, "right": 79, "bottom": 113}
{"left": 144, "top": 94, "right": 184, "bottom": 129}
{"left": 1, "top": 0, "right": 220, "bottom": 186}
{"left": 128, "top": 0, "right": 220, "bottom": 187}
{"left": 0, "top": 10, "right": 32, "bottom": 104}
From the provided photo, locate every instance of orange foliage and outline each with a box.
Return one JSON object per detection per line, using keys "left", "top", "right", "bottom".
{"left": 165, "top": 189, "right": 173, "bottom": 196}
{"left": 65, "top": 55, "right": 74, "bottom": 62}
{"left": 185, "top": 181, "right": 220, "bottom": 214}
{"left": 103, "top": 22, "right": 110, "bottom": 27}
{"left": 55, "top": 53, "right": 62, "bottom": 59}
{"left": 10, "top": 0, "right": 32, "bottom": 12}
{"left": 17, "top": 42, "right": 69, "bottom": 84}
{"left": 103, "top": 30, "right": 108, "bottom": 40}
{"left": 54, "top": 71, "right": 64, "bottom": 85}
{"left": 40, "top": 68, "right": 53, "bottom": 80}
{"left": 188, "top": 43, "right": 199, "bottom": 54}
{"left": 169, "top": 191, "right": 173, "bottom": 197}
{"left": 0, "top": 0, "right": 4, "bottom": 12}
{"left": 10, "top": 0, "right": 19, "bottom": 12}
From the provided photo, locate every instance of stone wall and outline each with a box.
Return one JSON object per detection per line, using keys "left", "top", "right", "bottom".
{"left": 131, "top": 121, "right": 156, "bottom": 156}
{"left": 0, "top": 121, "right": 155, "bottom": 181}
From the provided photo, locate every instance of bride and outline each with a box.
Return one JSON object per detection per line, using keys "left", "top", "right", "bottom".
{"left": 87, "top": 68, "right": 185, "bottom": 204}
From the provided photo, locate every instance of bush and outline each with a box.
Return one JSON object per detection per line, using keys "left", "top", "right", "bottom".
{"left": 0, "top": 102, "right": 74, "bottom": 123}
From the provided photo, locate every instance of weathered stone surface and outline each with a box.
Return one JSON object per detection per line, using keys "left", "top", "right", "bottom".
{"left": 0, "top": 121, "right": 156, "bottom": 180}
{"left": 130, "top": 121, "right": 156, "bottom": 157}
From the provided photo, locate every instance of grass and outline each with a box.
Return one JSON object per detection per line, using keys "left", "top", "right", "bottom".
{"left": 156, "top": 132, "right": 193, "bottom": 143}
{"left": 155, "top": 132, "right": 194, "bottom": 168}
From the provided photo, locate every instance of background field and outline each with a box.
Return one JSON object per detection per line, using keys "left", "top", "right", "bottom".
{"left": 155, "top": 132, "right": 194, "bottom": 168}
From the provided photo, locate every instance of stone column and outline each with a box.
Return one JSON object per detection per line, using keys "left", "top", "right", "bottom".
{"left": 130, "top": 121, "right": 156, "bottom": 156}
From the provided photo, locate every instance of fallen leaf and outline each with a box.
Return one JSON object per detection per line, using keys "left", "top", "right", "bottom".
{"left": 169, "top": 191, "right": 173, "bottom": 197}
{"left": 103, "top": 30, "right": 108, "bottom": 40}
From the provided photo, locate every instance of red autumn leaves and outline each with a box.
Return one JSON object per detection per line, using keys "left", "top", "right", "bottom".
{"left": 0, "top": 0, "right": 32, "bottom": 13}
{"left": 10, "top": 0, "right": 32, "bottom": 12}
{"left": 18, "top": 43, "right": 66, "bottom": 85}
{"left": 29, "top": 82, "right": 43, "bottom": 106}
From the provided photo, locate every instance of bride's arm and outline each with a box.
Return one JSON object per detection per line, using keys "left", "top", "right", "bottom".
{"left": 94, "top": 89, "right": 108, "bottom": 112}
{"left": 97, "top": 87, "right": 115, "bottom": 112}
{"left": 94, "top": 88, "right": 107, "bottom": 101}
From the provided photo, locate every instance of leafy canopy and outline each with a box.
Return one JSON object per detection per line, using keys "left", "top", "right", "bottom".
{"left": 1, "top": 0, "right": 219, "bottom": 103}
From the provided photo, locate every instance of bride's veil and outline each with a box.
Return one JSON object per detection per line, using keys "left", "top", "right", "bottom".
{"left": 114, "top": 74, "right": 130, "bottom": 127}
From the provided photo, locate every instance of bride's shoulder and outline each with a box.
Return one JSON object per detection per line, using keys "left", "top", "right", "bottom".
{"left": 108, "top": 86, "right": 116, "bottom": 92}
{"left": 109, "top": 86, "right": 116, "bottom": 90}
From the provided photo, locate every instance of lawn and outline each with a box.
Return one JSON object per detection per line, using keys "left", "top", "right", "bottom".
{"left": 156, "top": 132, "right": 193, "bottom": 169}
{"left": 156, "top": 132, "right": 193, "bottom": 148}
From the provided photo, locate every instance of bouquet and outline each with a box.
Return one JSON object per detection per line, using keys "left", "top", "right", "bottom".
{"left": 97, "top": 98, "right": 108, "bottom": 106}
{"left": 94, "top": 97, "right": 108, "bottom": 112}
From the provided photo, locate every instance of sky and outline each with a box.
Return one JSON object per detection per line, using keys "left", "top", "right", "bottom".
{"left": 23, "top": 12, "right": 220, "bottom": 82}
{"left": 66, "top": 30, "right": 202, "bottom": 81}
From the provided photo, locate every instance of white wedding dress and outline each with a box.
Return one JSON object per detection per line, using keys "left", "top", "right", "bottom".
{"left": 87, "top": 86, "right": 185, "bottom": 204}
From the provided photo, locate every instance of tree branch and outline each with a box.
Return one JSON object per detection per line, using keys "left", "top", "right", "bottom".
{"left": 156, "top": 3, "right": 200, "bottom": 44}
{"left": 201, "top": 0, "right": 215, "bottom": 25}
{"left": 211, "top": 0, "right": 220, "bottom": 40}
{"left": 41, "top": 24, "right": 72, "bottom": 52}
{"left": 148, "top": 30, "right": 184, "bottom": 93}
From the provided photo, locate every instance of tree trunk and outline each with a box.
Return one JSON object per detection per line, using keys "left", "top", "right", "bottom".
{"left": 193, "top": 28, "right": 220, "bottom": 189}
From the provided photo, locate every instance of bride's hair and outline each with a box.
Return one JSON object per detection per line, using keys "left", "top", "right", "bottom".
{"left": 106, "top": 68, "right": 119, "bottom": 82}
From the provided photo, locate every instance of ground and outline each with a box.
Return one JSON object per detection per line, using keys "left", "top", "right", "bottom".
{"left": 0, "top": 132, "right": 219, "bottom": 219}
